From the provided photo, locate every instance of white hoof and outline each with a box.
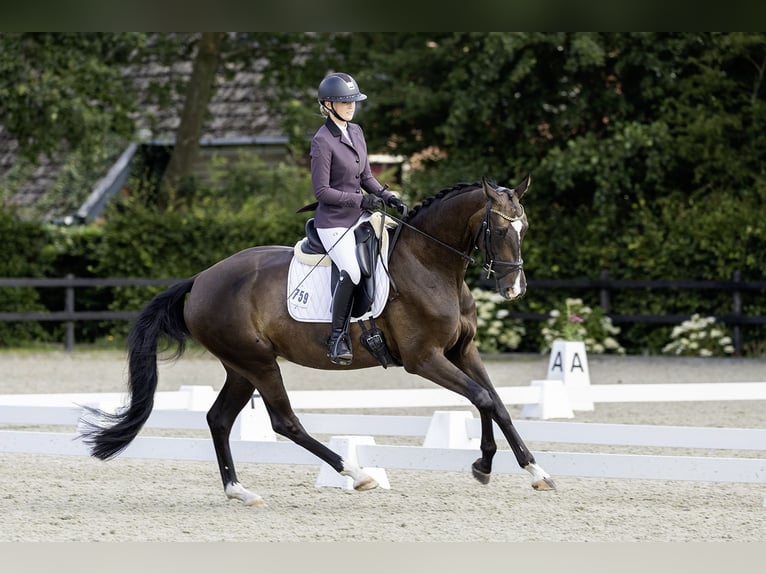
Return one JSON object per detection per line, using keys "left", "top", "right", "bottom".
{"left": 524, "top": 463, "right": 556, "bottom": 491}
{"left": 353, "top": 475, "right": 379, "bottom": 491}
{"left": 341, "top": 464, "right": 379, "bottom": 491}
{"left": 225, "top": 482, "right": 267, "bottom": 507}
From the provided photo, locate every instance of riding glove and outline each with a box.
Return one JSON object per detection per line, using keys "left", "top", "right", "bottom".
{"left": 387, "top": 196, "right": 408, "bottom": 215}
{"left": 361, "top": 194, "right": 384, "bottom": 212}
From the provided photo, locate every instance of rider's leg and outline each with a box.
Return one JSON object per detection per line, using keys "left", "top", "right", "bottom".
{"left": 328, "top": 270, "right": 355, "bottom": 364}
{"left": 317, "top": 227, "right": 361, "bottom": 365}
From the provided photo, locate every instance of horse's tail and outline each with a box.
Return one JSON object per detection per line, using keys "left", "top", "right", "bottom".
{"left": 79, "top": 278, "right": 196, "bottom": 460}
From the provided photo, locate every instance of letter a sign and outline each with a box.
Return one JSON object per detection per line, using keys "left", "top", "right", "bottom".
{"left": 546, "top": 340, "right": 593, "bottom": 410}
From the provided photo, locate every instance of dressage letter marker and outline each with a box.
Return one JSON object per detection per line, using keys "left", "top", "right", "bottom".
{"left": 546, "top": 340, "right": 594, "bottom": 411}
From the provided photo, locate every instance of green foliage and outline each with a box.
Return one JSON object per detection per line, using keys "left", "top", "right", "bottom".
{"left": 202, "top": 152, "right": 313, "bottom": 217}
{"left": 279, "top": 33, "right": 766, "bottom": 305}
{"left": 0, "top": 33, "right": 143, "bottom": 161}
{"left": 2, "top": 33, "right": 766, "bottom": 354}
{"left": 0, "top": 213, "right": 55, "bottom": 345}
{"left": 0, "top": 150, "right": 314, "bottom": 345}
{"left": 92, "top": 155, "right": 310, "bottom": 337}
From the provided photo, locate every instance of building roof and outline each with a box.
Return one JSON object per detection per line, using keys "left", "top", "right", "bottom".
{"left": 0, "top": 125, "right": 66, "bottom": 213}
{"left": 128, "top": 58, "right": 283, "bottom": 142}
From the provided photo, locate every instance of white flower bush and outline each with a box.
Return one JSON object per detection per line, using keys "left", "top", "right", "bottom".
{"left": 471, "top": 288, "right": 526, "bottom": 353}
{"left": 661, "top": 313, "right": 735, "bottom": 357}
{"left": 540, "top": 297, "right": 625, "bottom": 354}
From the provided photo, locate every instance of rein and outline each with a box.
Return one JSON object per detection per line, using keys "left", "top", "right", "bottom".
{"left": 382, "top": 210, "right": 476, "bottom": 265}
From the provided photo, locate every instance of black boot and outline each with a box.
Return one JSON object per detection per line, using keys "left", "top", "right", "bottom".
{"left": 327, "top": 271, "right": 355, "bottom": 365}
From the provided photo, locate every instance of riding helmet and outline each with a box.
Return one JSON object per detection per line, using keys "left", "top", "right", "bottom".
{"left": 317, "top": 73, "right": 367, "bottom": 103}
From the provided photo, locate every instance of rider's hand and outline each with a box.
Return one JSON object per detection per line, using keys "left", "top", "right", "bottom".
{"left": 361, "top": 194, "right": 384, "bottom": 212}
{"left": 387, "top": 196, "right": 408, "bottom": 215}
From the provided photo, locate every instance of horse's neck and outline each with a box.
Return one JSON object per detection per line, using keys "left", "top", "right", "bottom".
{"left": 400, "top": 190, "right": 483, "bottom": 274}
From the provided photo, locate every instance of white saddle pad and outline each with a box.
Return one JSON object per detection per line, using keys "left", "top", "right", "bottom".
{"left": 287, "top": 214, "right": 394, "bottom": 323}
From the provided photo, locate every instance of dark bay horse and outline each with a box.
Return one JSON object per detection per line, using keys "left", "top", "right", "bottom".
{"left": 79, "top": 176, "right": 555, "bottom": 507}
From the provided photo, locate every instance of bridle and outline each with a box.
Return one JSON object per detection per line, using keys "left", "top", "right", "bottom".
{"left": 382, "top": 191, "right": 526, "bottom": 278}
{"left": 477, "top": 199, "right": 526, "bottom": 280}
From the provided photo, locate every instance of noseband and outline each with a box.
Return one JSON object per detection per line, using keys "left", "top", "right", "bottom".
{"left": 477, "top": 200, "right": 525, "bottom": 280}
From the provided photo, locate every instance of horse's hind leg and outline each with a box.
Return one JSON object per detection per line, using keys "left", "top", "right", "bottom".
{"left": 207, "top": 367, "right": 266, "bottom": 507}
{"left": 212, "top": 359, "right": 378, "bottom": 506}
{"left": 253, "top": 362, "right": 379, "bottom": 492}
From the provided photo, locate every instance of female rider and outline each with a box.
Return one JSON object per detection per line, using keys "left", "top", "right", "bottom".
{"left": 310, "top": 72, "right": 407, "bottom": 365}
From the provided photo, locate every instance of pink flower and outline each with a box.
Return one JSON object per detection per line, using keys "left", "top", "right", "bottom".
{"left": 568, "top": 313, "right": 584, "bottom": 323}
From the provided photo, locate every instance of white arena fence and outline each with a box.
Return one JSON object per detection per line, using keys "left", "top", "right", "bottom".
{"left": 1, "top": 383, "right": 765, "bottom": 495}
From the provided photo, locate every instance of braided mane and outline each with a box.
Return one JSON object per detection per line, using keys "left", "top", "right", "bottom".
{"left": 402, "top": 181, "right": 489, "bottom": 223}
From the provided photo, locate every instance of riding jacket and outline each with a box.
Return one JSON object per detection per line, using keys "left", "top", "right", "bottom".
{"left": 310, "top": 117, "right": 394, "bottom": 228}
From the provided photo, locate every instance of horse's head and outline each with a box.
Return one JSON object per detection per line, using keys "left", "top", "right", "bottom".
{"left": 479, "top": 176, "right": 529, "bottom": 300}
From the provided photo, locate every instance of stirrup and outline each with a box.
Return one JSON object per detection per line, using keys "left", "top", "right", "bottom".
{"left": 327, "top": 334, "right": 353, "bottom": 365}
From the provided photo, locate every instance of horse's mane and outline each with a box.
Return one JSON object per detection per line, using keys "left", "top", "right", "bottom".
{"left": 402, "top": 181, "right": 489, "bottom": 224}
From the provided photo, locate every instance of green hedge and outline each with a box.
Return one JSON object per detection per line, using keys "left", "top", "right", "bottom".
{"left": 90, "top": 155, "right": 311, "bottom": 338}
{"left": 0, "top": 214, "right": 55, "bottom": 345}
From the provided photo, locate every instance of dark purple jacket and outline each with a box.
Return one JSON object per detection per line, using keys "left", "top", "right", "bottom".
{"left": 310, "top": 118, "right": 394, "bottom": 228}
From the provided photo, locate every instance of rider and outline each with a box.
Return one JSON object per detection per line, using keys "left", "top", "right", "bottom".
{"left": 310, "top": 72, "right": 407, "bottom": 365}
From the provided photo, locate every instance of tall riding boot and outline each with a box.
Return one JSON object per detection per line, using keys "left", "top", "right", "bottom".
{"left": 327, "top": 271, "right": 355, "bottom": 365}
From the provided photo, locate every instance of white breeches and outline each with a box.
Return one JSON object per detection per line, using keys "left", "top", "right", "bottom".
{"left": 317, "top": 217, "right": 370, "bottom": 285}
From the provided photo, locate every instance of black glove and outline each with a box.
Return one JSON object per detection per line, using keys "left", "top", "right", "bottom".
{"left": 360, "top": 194, "right": 384, "bottom": 212}
{"left": 387, "top": 196, "right": 408, "bottom": 215}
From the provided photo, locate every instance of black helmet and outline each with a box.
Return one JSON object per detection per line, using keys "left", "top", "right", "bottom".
{"left": 317, "top": 72, "right": 367, "bottom": 103}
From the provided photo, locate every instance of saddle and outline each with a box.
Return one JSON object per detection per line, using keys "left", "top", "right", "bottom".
{"left": 294, "top": 212, "right": 391, "bottom": 317}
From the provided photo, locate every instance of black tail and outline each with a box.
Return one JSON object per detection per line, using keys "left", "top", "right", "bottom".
{"left": 79, "top": 278, "right": 195, "bottom": 460}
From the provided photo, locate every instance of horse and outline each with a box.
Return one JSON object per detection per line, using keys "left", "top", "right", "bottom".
{"left": 79, "top": 176, "right": 555, "bottom": 507}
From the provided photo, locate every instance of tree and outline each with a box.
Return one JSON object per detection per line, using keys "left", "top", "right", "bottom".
{"left": 159, "top": 32, "right": 225, "bottom": 203}
{"left": 0, "top": 32, "right": 143, "bottom": 161}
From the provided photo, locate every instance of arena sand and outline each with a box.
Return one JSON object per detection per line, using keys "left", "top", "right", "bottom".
{"left": 1, "top": 349, "right": 764, "bottom": 543}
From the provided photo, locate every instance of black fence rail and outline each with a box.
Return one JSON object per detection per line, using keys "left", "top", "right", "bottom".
{"left": 2, "top": 273, "right": 766, "bottom": 354}
{"left": 0, "top": 276, "right": 181, "bottom": 351}
{"left": 491, "top": 271, "right": 766, "bottom": 355}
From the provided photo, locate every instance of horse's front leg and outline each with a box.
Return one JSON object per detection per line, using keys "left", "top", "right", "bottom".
{"left": 449, "top": 345, "right": 556, "bottom": 491}
{"left": 405, "top": 350, "right": 504, "bottom": 483}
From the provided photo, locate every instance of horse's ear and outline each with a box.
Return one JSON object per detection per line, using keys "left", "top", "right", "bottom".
{"left": 514, "top": 174, "right": 531, "bottom": 199}
{"left": 482, "top": 177, "right": 502, "bottom": 201}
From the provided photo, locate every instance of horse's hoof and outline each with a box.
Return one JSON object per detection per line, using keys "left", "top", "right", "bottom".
{"left": 532, "top": 477, "right": 556, "bottom": 491}
{"left": 226, "top": 482, "right": 267, "bottom": 507}
{"left": 472, "top": 462, "right": 491, "bottom": 485}
{"left": 354, "top": 476, "right": 379, "bottom": 491}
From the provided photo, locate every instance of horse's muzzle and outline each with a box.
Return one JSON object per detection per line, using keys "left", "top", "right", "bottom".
{"left": 497, "top": 269, "right": 526, "bottom": 300}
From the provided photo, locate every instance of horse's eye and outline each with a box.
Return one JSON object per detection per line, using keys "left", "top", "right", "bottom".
{"left": 495, "top": 227, "right": 508, "bottom": 238}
